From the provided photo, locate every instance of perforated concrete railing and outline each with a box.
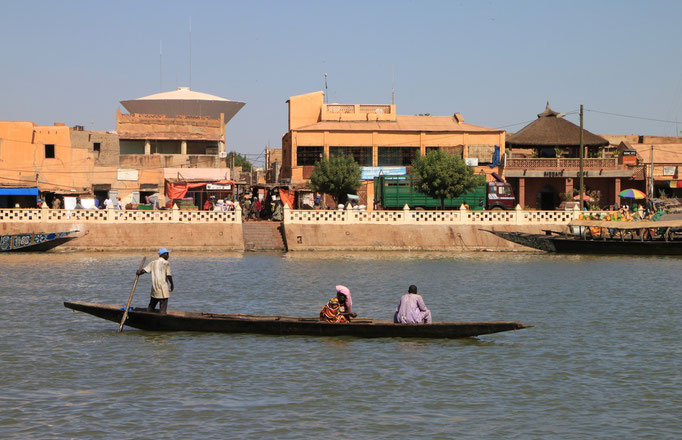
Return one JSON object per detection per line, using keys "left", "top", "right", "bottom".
{"left": 0, "top": 208, "right": 241, "bottom": 223}
{"left": 283, "top": 205, "right": 612, "bottom": 225}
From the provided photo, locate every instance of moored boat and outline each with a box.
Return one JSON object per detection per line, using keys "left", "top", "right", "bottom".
{"left": 64, "top": 301, "right": 532, "bottom": 339}
{"left": 484, "top": 219, "right": 682, "bottom": 255}
{"left": 0, "top": 230, "right": 81, "bottom": 252}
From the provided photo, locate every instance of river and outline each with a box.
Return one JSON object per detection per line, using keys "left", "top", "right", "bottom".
{"left": 0, "top": 251, "right": 679, "bottom": 439}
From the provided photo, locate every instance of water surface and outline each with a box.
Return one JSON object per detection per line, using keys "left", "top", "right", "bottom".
{"left": 0, "top": 251, "right": 680, "bottom": 438}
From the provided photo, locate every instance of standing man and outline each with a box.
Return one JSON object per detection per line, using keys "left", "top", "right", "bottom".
{"left": 137, "top": 248, "right": 174, "bottom": 314}
{"left": 394, "top": 285, "right": 432, "bottom": 324}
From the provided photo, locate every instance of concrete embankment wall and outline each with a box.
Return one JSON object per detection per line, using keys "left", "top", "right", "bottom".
{"left": 0, "top": 222, "right": 244, "bottom": 251}
{"left": 283, "top": 224, "right": 561, "bottom": 251}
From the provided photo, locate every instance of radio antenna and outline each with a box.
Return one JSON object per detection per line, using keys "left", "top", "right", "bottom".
{"left": 391, "top": 70, "right": 395, "bottom": 105}
{"left": 324, "top": 73, "right": 328, "bottom": 103}
{"left": 189, "top": 17, "right": 192, "bottom": 88}
{"left": 159, "top": 40, "right": 163, "bottom": 91}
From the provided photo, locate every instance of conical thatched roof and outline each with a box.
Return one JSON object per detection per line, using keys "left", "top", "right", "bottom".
{"left": 506, "top": 103, "right": 608, "bottom": 147}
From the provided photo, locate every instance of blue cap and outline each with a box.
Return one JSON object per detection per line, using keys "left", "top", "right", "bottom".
{"left": 158, "top": 248, "right": 170, "bottom": 255}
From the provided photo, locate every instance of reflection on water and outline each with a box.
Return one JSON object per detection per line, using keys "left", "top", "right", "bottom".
{"left": 0, "top": 251, "right": 680, "bottom": 438}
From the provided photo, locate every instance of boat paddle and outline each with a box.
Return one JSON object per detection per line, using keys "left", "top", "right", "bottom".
{"left": 118, "top": 257, "right": 146, "bottom": 332}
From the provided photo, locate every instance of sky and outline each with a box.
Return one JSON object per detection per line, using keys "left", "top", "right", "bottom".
{"left": 2, "top": 0, "right": 682, "bottom": 166}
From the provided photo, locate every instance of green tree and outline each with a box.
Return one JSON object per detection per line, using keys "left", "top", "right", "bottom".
{"left": 412, "top": 150, "right": 485, "bottom": 209}
{"left": 226, "top": 152, "right": 253, "bottom": 172}
{"left": 308, "top": 154, "right": 362, "bottom": 204}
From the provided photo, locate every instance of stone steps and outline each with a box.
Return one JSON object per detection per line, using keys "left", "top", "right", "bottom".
{"left": 242, "top": 221, "right": 286, "bottom": 251}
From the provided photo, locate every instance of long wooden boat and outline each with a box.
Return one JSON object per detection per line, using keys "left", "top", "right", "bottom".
{"left": 0, "top": 230, "right": 81, "bottom": 252}
{"left": 64, "top": 301, "right": 532, "bottom": 339}
{"left": 484, "top": 219, "right": 682, "bottom": 255}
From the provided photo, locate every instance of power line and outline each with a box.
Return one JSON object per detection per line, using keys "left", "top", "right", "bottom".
{"left": 585, "top": 109, "right": 681, "bottom": 125}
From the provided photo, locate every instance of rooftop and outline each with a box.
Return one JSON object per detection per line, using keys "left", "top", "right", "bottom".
{"left": 120, "top": 87, "right": 245, "bottom": 123}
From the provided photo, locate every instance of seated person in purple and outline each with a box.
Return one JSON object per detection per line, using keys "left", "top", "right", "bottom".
{"left": 394, "top": 284, "right": 432, "bottom": 324}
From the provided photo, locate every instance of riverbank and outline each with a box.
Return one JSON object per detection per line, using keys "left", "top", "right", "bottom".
{"left": 0, "top": 207, "right": 587, "bottom": 251}
{"left": 0, "top": 220, "right": 561, "bottom": 251}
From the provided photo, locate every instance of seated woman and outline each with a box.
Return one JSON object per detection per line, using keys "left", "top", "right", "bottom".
{"left": 320, "top": 297, "right": 348, "bottom": 323}
{"left": 320, "top": 285, "right": 357, "bottom": 323}
{"left": 335, "top": 285, "right": 357, "bottom": 321}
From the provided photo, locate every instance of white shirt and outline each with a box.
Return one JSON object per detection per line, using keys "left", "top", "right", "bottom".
{"left": 143, "top": 257, "right": 172, "bottom": 299}
{"left": 103, "top": 198, "right": 112, "bottom": 209}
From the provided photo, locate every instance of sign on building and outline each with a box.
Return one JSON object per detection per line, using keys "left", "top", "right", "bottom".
{"left": 117, "top": 169, "right": 139, "bottom": 181}
{"left": 206, "top": 183, "right": 232, "bottom": 190}
{"left": 465, "top": 158, "right": 479, "bottom": 167}
{"left": 361, "top": 166, "right": 407, "bottom": 180}
{"left": 663, "top": 166, "right": 677, "bottom": 176}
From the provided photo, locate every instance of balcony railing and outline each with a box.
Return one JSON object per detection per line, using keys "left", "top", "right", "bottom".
{"left": 506, "top": 157, "right": 619, "bottom": 169}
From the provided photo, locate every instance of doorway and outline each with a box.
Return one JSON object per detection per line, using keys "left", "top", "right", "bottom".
{"left": 538, "top": 185, "right": 558, "bottom": 210}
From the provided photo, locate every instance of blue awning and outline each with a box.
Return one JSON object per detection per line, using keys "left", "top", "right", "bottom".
{"left": 0, "top": 187, "right": 39, "bottom": 196}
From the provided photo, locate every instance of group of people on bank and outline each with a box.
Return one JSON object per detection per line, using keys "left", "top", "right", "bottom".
{"left": 137, "top": 250, "right": 432, "bottom": 324}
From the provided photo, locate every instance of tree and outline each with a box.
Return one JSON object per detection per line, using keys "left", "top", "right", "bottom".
{"left": 308, "top": 154, "right": 362, "bottom": 204}
{"left": 226, "top": 152, "right": 253, "bottom": 172}
{"left": 412, "top": 150, "right": 485, "bottom": 209}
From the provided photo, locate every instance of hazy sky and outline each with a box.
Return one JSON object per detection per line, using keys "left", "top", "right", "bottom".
{"left": 2, "top": 0, "right": 682, "bottom": 165}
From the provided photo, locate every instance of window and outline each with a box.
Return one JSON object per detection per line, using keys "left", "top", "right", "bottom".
{"left": 45, "top": 144, "right": 55, "bottom": 158}
{"left": 93, "top": 142, "right": 101, "bottom": 152}
{"left": 426, "top": 146, "right": 463, "bottom": 157}
{"left": 297, "top": 146, "right": 323, "bottom": 166}
{"left": 378, "top": 147, "right": 419, "bottom": 166}
{"left": 329, "top": 146, "right": 372, "bottom": 166}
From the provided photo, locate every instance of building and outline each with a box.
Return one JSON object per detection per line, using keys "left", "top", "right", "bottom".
{"left": 0, "top": 121, "right": 98, "bottom": 207}
{"left": 281, "top": 91, "right": 506, "bottom": 205}
{"left": 115, "top": 87, "right": 246, "bottom": 205}
{"left": 504, "top": 104, "right": 635, "bottom": 210}
{"left": 0, "top": 87, "right": 246, "bottom": 208}
{"left": 613, "top": 139, "right": 682, "bottom": 198}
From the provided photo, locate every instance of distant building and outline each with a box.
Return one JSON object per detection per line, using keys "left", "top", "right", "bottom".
{"left": 281, "top": 91, "right": 505, "bottom": 205}
{"left": 0, "top": 87, "right": 246, "bottom": 208}
{"left": 265, "top": 148, "right": 282, "bottom": 183}
{"left": 115, "top": 87, "right": 246, "bottom": 205}
{"left": 504, "top": 104, "right": 635, "bottom": 209}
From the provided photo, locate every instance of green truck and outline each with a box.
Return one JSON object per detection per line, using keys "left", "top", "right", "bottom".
{"left": 373, "top": 174, "right": 516, "bottom": 210}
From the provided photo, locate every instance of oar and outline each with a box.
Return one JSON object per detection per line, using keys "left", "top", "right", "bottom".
{"left": 118, "top": 257, "right": 146, "bottom": 332}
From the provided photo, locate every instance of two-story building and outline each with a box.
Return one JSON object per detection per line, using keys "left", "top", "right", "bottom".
{"left": 504, "top": 104, "right": 636, "bottom": 210}
{"left": 281, "top": 91, "right": 506, "bottom": 206}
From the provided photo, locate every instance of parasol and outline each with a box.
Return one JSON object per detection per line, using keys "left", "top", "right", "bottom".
{"left": 617, "top": 189, "right": 646, "bottom": 199}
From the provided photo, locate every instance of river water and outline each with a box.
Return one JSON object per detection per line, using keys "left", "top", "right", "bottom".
{"left": 0, "top": 251, "right": 679, "bottom": 439}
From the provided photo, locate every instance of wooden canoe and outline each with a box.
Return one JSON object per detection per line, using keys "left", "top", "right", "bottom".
{"left": 0, "top": 230, "right": 81, "bottom": 252}
{"left": 64, "top": 301, "right": 532, "bottom": 339}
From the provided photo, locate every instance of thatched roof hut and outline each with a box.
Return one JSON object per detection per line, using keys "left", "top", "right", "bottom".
{"left": 506, "top": 103, "right": 608, "bottom": 148}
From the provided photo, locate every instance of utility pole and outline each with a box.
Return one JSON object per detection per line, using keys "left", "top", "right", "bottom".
{"left": 230, "top": 152, "right": 235, "bottom": 181}
{"left": 579, "top": 104, "right": 585, "bottom": 211}
{"left": 649, "top": 145, "right": 654, "bottom": 198}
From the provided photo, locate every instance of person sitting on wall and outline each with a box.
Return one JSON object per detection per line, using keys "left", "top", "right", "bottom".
{"left": 394, "top": 285, "right": 432, "bottom": 324}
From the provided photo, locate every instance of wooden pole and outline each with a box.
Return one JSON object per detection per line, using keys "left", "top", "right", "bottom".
{"left": 649, "top": 145, "right": 654, "bottom": 198}
{"left": 579, "top": 104, "right": 585, "bottom": 211}
{"left": 118, "top": 257, "right": 146, "bottom": 332}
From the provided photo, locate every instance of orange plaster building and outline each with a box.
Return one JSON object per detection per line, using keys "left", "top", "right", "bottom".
{"left": 281, "top": 91, "right": 506, "bottom": 204}
{"left": 0, "top": 121, "right": 97, "bottom": 207}
{"left": 0, "top": 87, "right": 245, "bottom": 208}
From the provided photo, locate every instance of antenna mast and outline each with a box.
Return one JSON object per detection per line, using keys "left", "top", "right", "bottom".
{"left": 189, "top": 17, "right": 192, "bottom": 88}
{"left": 159, "top": 40, "right": 163, "bottom": 91}
{"left": 324, "top": 73, "right": 328, "bottom": 104}
{"left": 391, "top": 70, "right": 395, "bottom": 105}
